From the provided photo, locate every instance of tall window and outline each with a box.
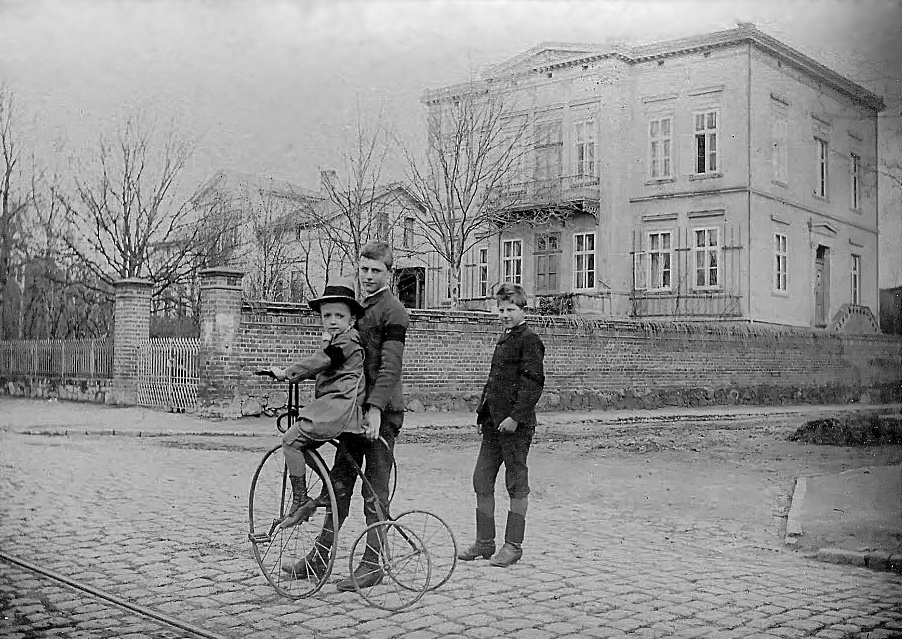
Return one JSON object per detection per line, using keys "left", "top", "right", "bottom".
{"left": 402, "top": 217, "right": 414, "bottom": 248}
{"left": 502, "top": 239, "right": 522, "bottom": 284}
{"left": 851, "top": 153, "right": 861, "bottom": 209}
{"left": 573, "top": 232, "right": 596, "bottom": 290}
{"left": 648, "top": 231, "right": 672, "bottom": 290}
{"left": 574, "top": 121, "right": 596, "bottom": 180}
{"left": 534, "top": 233, "right": 560, "bottom": 293}
{"left": 774, "top": 233, "right": 787, "bottom": 292}
{"left": 377, "top": 211, "right": 389, "bottom": 240}
{"left": 771, "top": 110, "right": 788, "bottom": 183}
{"left": 478, "top": 247, "right": 488, "bottom": 297}
{"left": 649, "top": 116, "right": 673, "bottom": 179}
{"left": 692, "top": 228, "right": 720, "bottom": 289}
{"left": 851, "top": 254, "right": 861, "bottom": 304}
{"left": 815, "top": 137, "right": 829, "bottom": 198}
{"left": 534, "top": 120, "right": 563, "bottom": 183}
{"left": 289, "top": 270, "right": 305, "bottom": 303}
{"left": 694, "top": 110, "right": 718, "bottom": 174}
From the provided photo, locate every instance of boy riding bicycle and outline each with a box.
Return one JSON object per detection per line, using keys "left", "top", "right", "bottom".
{"left": 259, "top": 277, "right": 366, "bottom": 530}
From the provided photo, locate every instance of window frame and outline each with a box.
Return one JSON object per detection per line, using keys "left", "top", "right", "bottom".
{"left": 574, "top": 120, "right": 596, "bottom": 180}
{"left": 646, "top": 230, "right": 673, "bottom": 292}
{"left": 691, "top": 227, "right": 722, "bottom": 291}
{"left": 533, "top": 232, "right": 561, "bottom": 293}
{"left": 693, "top": 109, "right": 719, "bottom": 175}
{"left": 477, "top": 247, "right": 489, "bottom": 297}
{"left": 851, "top": 253, "right": 861, "bottom": 305}
{"left": 572, "top": 231, "right": 596, "bottom": 291}
{"left": 402, "top": 217, "right": 415, "bottom": 248}
{"left": 851, "top": 153, "right": 861, "bottom": 210}
{"left": 774, "top": 233, "right": 788, "bottom": 293}
{"left": 648, "top": 115, "right": 673, "bottom": 180}
{"left": 501, "top": 238, "right": 523, "bottom": 285}
{"left": 771, "top": 108, "right": 788, "bottom": 184}
{"left": 815, "top": 137, "right": 829, "bottom": 198}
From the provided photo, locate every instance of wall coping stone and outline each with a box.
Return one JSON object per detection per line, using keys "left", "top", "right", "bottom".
{"left": 113, "top": 278, "right": 153, "bottom": 290}
{"left": 239, "top": 300, "right": 902, "bottom": 343}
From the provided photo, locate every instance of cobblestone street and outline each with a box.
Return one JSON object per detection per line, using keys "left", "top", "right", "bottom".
{"left": 1, "top": 405, "right": 901, "bottom": 638}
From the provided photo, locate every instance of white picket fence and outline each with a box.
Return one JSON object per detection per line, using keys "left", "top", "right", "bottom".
{"left": 136, "top": 338, "right": 200, "bottom": 411}
{"left": 0, "top": 339, "right": 113, "bottom": 378}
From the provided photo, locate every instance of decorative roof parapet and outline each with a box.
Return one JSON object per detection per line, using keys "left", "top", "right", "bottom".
{"left": 422, "top": 23, "right": 885, "bottom": 112}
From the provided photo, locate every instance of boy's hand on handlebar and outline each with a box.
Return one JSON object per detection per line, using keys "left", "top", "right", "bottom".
{"left": 254, "top": 366, "right": 287, "bottom": 382}
{"left": 364, "top": 406, "right": 381, "bottom": 440}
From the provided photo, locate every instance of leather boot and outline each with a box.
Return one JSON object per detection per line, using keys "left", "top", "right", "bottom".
{"left": 280, "top": 475, "right": 316, "bottom": 529}
{"left": 458, "top": 509, "right": 496, "bottom": 560}
{"left": 282, "top": 540, "right": 330, "bottom": 580}
{"left": 490, "top": 512, "right": 524, "bottom": 567}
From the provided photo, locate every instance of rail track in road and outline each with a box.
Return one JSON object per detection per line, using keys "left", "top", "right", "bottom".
{"left": 0, "top": 551, "right": 232, "bottom": 639}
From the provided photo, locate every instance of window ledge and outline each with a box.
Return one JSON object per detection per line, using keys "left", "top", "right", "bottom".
{"left": 813, "top": 193, "right": 830, "bottom": 202}
{"left": 771, "top": 179, "right": 788, "bottom": 188}
{"left": 691, "top": 288, "right": 724, "bottom": 293}
{"left": 689, "top": 172, "right": 723, "bottom": 181}
{"left": 771, "top": 290, "right": 789, "bottom": 298}
{"left": 850, "top": 207, "right": 862, "bottom": 215}
{"left": 645, "top": 177, "right": 675, "bottom": 186}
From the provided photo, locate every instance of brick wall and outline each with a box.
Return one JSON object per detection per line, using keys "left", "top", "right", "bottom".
{"left": 109, "top": 279, "right": 152, "bottom": 405}
{"left": 227, "top": 304, "right": 902, "bottom": 416}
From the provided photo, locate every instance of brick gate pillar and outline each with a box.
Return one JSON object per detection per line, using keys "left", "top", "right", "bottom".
{"left": 110, "top": 278, "right": 153, "bottom": 405}
{"left": 197, "top": 268, "right": 244, "bottom": 417}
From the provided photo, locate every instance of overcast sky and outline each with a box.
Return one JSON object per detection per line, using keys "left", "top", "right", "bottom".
{"left": 1, "top": 0, "right": 900, "bottom": 284}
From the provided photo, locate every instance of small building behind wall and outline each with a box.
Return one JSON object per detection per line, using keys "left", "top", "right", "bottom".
{"left": 423, "top": 23, "right": 885, "bottom": 329}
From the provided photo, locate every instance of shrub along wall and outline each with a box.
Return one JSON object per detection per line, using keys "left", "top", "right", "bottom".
{"left": 224, "top": 304, "right": 902, "bottom": 417}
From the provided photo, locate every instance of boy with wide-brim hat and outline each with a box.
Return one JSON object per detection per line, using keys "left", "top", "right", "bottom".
{"left": 259, "top": 276, "right": 366, "bottom": 529}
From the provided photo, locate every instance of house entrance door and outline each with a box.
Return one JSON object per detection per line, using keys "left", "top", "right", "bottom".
{"left": 814, "top": 245, "right": 830, "bottom": 327}
{"left": 395, "top": 267, "right": 425, "bottom": 309}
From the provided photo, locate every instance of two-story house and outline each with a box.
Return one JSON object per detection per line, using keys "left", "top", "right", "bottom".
{"left": 426, "top": 23, "right": 885, "bottom": 328}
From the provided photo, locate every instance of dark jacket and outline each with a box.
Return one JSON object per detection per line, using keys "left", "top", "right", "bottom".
{"left": 477, "top": 322, "right": 545, "bottom": 427}
{"left": 358, "top": 287, "right": 409, "bottom": 413}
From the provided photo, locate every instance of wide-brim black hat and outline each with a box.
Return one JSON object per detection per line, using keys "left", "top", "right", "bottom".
{"left": 308, "top": 278, "right": 364, "bottom": 317}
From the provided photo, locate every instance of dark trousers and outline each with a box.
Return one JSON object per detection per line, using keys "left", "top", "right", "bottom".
{"left": 317, "top": 411, "right": 403, "bottom": 556}
{"left": 472, "top": 421, "right": 534, "bottom": 499}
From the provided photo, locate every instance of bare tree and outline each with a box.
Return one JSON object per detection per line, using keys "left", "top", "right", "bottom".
{"left": 243, "top": 187, "right": 307, "bottom": 301}
{"left": 402, "top": 81, "right": 531, "bottom": 309}
{"left": 0, "top": 84, "right": 32, "bottom": 339}
{"left": 304, "top": 111, "right": 411, "bottom": 281}
{"left": 56, "top": 117, "right": 217, "bottom": 303}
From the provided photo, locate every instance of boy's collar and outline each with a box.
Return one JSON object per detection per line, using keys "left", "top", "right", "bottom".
{"left": 363, "top": 286, "right": 389, "bottom": 303}
{"left": 505, "top": 320, "right": 527, "bottom": 333}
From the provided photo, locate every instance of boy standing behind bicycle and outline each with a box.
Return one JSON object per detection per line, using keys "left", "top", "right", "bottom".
{"left": 261, "top": 277, "right": 366, "bottom": 530}
{"left": 458, "top": 282, "right": 545, "bottom": 567}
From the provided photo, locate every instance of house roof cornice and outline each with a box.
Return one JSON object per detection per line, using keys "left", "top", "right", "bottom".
{"left": 423, "top": 25, "right": 885, "bottom": 113}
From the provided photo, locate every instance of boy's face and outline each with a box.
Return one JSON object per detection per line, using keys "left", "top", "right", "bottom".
{"left": 496, "top": 300, "right": 525, "bottom": 330}
{"left": 319, "top": 301, "right": 353, "bottom": 334}
{"left": 359, "top": 257, "right": 391, "bottom": 295}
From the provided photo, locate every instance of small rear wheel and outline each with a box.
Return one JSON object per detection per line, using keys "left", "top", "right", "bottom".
{"left": 348, "top": 521, "right": 431, "bottom": 611}
{"left": 392, "top": 510, "right": 457, "bottom": 590}
{"left": 248, "top": 445, "right": 338, "bottom": 598}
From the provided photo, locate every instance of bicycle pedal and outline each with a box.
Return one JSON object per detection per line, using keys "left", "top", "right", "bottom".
{"left": 248, "top": 532, "right": 271, "bottom": 544}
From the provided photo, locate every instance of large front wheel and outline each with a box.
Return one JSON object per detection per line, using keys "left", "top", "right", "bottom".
{"left": 248, "top": 445, "right": 338, "bottom": 598}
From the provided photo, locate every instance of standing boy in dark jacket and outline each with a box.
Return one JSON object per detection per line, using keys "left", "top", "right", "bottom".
{"left": 459, "top": 283, "right": 545, "bottom": 567}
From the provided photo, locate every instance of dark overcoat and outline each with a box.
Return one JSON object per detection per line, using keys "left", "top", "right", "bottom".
{"left": 476, "top": 322, "right": 545, "bottom": 428}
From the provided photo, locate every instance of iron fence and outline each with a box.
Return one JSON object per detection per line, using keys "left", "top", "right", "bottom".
{"left": 136, "top": 338, "right": 200, "bottom": 411}
{"left": 0, "top": 339, "right": 113, "bottom": 378}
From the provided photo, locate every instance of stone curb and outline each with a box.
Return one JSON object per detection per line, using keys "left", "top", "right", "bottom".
{"left": 785, "top": 473, "right": 902, "bottom": 575}
{"left": 784, "top": 476, "right": 806, "bottom": 542}
{"left": 11, "top": 404, "right": 896, "bottom": 439}
{"left": 814, "top": 547, "right": 902, "bottom": 574}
